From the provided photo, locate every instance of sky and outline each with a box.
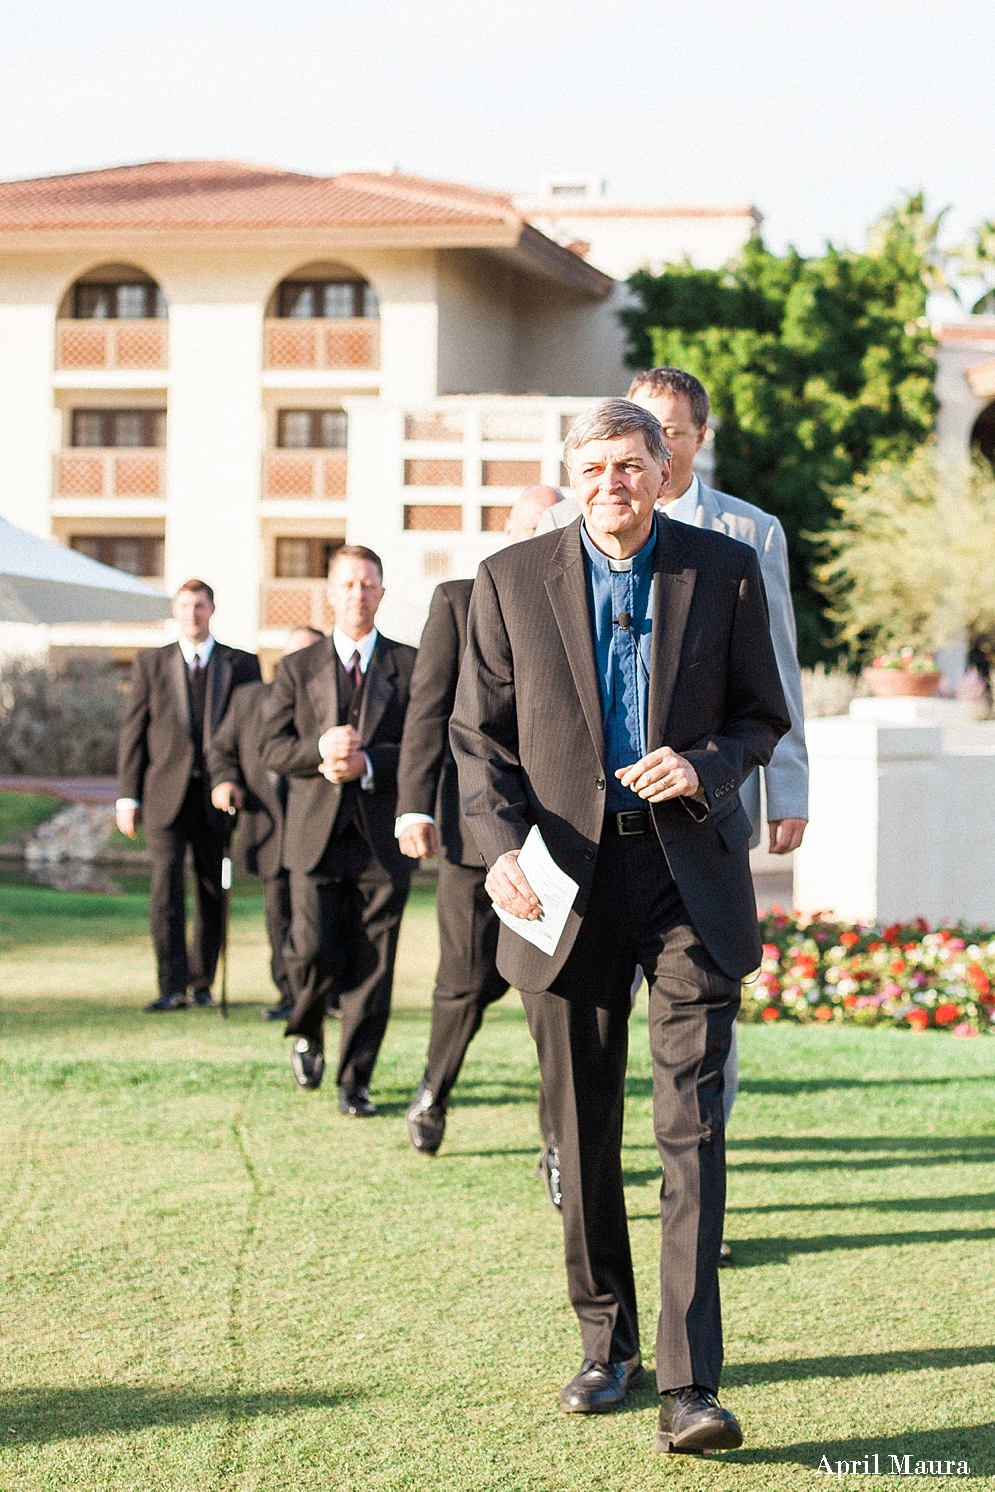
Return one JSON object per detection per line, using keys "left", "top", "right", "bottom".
{"left": 1, "top": 0, "right": 992, "bottom": 293}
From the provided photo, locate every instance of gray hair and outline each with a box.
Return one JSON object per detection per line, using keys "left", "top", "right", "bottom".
{"left": 563, "top": 399, "right": 672, "bottom": 468}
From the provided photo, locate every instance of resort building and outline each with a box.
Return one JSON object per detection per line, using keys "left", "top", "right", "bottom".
{"left": 0, "top": 161, "right": 753, "bottom": 668}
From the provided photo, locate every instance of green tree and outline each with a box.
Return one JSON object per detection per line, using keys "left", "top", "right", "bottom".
{"left": 814, "top": 447, "right": 995, "bottom": 661}
{"left": 620, "top": 195, "right": 940, "bottom": 663}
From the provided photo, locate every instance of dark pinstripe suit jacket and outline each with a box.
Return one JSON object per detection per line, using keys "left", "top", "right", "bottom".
{"left": 449, "top": 515, "right": 790, "bottom": 990}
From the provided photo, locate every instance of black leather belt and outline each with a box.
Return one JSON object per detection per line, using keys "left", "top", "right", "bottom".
{"left": 608, "top": 809, "right": 651, "bottom": 837}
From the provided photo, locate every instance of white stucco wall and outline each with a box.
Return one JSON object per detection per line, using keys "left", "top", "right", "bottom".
{"left": 0, "top": 258, "right": 61, "bottom": 538}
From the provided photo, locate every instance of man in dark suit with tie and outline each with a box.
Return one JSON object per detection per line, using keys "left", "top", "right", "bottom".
{"left": 260, "top": 546, "right": 417, "bottom": 1116}
{"left": 209, "top": 625, "right": 324, "bottom": 1020}
{"left": 450, "top": 401, "right": 789, "bottom": 1453}
{"left": 117, "top": 579, "right": 261, "bottom": 1011}
{"left": 396, "top": 489, "right": 565, "bottom": 1155}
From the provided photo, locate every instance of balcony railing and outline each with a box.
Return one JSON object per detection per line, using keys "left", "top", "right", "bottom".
{"left": 263, "top": 319, "right": 380, "bottom": 372}
{"left": 55, "top": 320, "right": 168, "bottom": 371}
{"left": 54, "top": 450, "right": 165, "bottom": 498}
{"left": 262, "top": 451, "right": 347, "bottom": 499}
{"left": 261, "top": 580, "right": 331, "bottom": 631}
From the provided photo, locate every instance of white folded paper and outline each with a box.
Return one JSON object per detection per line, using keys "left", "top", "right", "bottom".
{"left": 493, "top": 824, "right": 580, "bottom": 956}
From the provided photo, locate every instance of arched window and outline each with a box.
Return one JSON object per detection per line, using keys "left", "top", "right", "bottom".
{"left": 971, "top": 401, "right": 995, "bottom": 466}
{"left": 64, "top": 264, "right": 166, "bottom": 320}
{"left": 274, "top": 265, "right": 378, "bottom": 320}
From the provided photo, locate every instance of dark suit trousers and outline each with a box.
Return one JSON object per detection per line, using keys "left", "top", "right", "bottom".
{"left": 520, "top": 829, "right": 739, "bottom": 1394}
{"left": 284, "top": 825, "right": 411, "bottom": 1090}
{"left": 421, "top": 859, "right": 509, "bottom": 1107}
{"left": 262, "top": 869, "right": 293, "bottom": 1005}
{"left": 145, "top": 780, "right": 224, "bottom": 998}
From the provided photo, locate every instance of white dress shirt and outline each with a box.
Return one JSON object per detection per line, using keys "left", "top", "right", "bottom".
{"left": 659, "top": 474, "right": 699, "bottom": 527}
{"left": 319, "top": 627, "right": 378, "bottom": 790}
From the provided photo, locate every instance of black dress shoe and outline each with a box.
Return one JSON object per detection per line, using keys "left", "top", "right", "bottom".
{"left": 560, "top": 1353, "right": 644, "bottom": 1413}
{"left": 406, "top": 1081, "right": 446, "bottom": 1153}
{"left": 654, "top": 1386, "right": 743, "bottom": 1454}
{"left": 339, "top": 1084, "right": 376, "bottom": 1117}
{"left": 144, "top": 992, "right": 188, "bottom": 1012}
{"left": 290, "top": 1037, "right": 324, "bottom": 1090}
{"left": 263, "top": 1001, "right": 294, "bottom": 1022}
{"left": 718, "top": 1241, "right": 732, "bottom": 1267}
{"left": 536, "top": 1143, "right": 562, "bottom": 1210}
{"left": 191, "top": 988, "right": 215, "bottom": 1007}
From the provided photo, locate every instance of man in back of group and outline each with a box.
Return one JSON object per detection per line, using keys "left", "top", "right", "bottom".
{"left": 209, "top": 625, "right": 324, "bottom": 1021}
{"left": 260, "top": 546, "right": 417, "bottom": 1115}
{"left": 396, "top": 486, "right": 564, "bottom": 1154}
{"left": 117, "top": 579, "right": 261, "bottom": 1011}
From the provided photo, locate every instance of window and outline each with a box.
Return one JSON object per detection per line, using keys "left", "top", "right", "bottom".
{"left": 70, "top": 535, "right": 164, "bottom": 576}
{"left": 71, "top": 410, "right": 166, "bottom": 447}
{"left": 276, "top": 279, "right": 379, "bottom": 319}
{"left": 276, "top": 410, "right": 348, "bottom": 449}
{"left": 274, "top": 537, "right": 343, "bottom": 579}
{"left": 73, "top": 283, "right": 166, "bottom": 319}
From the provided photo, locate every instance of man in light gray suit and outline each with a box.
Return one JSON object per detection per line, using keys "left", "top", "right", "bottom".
{"left": 538, "top": 368, "right": 808, "bottom": 857}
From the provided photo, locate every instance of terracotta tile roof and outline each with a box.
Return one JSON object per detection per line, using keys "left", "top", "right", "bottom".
{"left": 0, "top": 159, "right": 522, "bottom": 232}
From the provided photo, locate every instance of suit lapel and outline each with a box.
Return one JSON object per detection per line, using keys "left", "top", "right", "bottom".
{"left": 544, "top": 525, "right": 605, "bottom": 765}
{"left": 168, "top": 643, "right": 192, "bottom": 739}
{"left": 305, "top": 639, "right": 341, "bottom": 732}
{"left": 648, "top": 519, "right": 697, "bottom": 747}
{"left": 206, "top": 645, "right": 232, "bottom": 746}
{"left": 693, "top": 482, "right": 725, "bottom": 534}
{"left": 358, "top": 638, "right": 396, "bottom": 746}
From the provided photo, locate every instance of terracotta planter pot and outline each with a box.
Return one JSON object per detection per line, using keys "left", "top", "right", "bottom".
{"left": 863, "top": 668, "right": 942, "bottom": 698}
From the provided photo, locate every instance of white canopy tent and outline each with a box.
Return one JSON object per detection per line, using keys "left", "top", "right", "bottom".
{"left": 0, "top": 517, "right": 172, "bottom": 624}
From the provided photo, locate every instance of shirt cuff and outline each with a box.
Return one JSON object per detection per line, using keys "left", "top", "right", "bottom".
{"left": 360, "top": 753, "right": 374, "bottom": 792}
{"left": 116, "top": 798, "right": 140, "bottom": 811}
{"left": 317, "top": 730, "right": 332, "bottom": 760}
{"left": 394, "top": 812, "right": 435, "bottom": 838}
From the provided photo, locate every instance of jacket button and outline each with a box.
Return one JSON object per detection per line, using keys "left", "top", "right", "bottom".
{"left": 584, "top": 848, "right": 595, "bottom": 861}
{"left": 596, "top": 778, "right": 605, "bottom": 790}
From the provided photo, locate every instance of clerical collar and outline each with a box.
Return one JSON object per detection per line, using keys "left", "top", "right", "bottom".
{"left": 579, "top": 518, "right": 657, "bottom": 575}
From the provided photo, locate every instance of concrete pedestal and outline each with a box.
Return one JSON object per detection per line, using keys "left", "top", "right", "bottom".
{"left": 793, "top": 698, "right": 995, "bottom": 925}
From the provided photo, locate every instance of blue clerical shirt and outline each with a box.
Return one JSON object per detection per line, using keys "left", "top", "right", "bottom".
{"left": 580, "top": 516, "right": 656, "bottom": 813}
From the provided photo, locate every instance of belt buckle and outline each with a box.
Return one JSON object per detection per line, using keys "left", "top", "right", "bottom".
{"left": 616, "top": 810, "right": 646, "bottom": 836}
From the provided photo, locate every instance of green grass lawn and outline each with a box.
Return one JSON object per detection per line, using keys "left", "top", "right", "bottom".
{"left": 0, "top": 793, "right": 61, "bottom": 847}
{"left": 1, "top": 875, "right": 993, "bottom": 1490}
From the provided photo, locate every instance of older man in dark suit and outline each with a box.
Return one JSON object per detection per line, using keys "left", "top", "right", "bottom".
{"left": 209, "top": 625, "right": 324, "bottom": 1020}
{"left": 260, "top": 546, "right": 416, "bottom": 1116}
{"left": 450, "top": 401, "right": 789, "bottom": 1453}
{"left": 117, "top": 579, "right": 261, "bottom": 1011}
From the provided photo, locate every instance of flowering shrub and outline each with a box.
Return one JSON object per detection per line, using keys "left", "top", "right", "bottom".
{"left": 869, "top": 646, "right": 937, "bottom": 673}
{"left": 744, "top": 910, "right": 995, "bottom": 1034}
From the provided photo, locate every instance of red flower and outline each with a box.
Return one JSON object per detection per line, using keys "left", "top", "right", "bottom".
{"left": 915, "top": 917, "right": 929, "bottom": 933}
{"left": 935, "top": 1003, "right": 960, "bottom": 1025}
{"left": 868, "top": 940, "right": 883, "bottom": 952}
{"left": 761, "top": 1006, "right": 780, "bottom": 1022}
{"left": 839, "top": 931, "right": 859, "bottom": 948}
{"left": 761, "top": 944, "right": 780, "bottom": 960}
{"left": 902, "top": 941, "right": 918, "bottom": 951}
{"left": 883, "top": 923, "right": 902, "bottom": 944}
{"left": 814, "top": 1005, "right": 833, "bottom": 1022}
{"left": 890, "top": 959, "right": 906, "bottom": 975}
{"left": 907, "top": 1009, "right": 929, "bottom": 1031}
{"left": 968, "top": 963, "right": 990, "bottom": 996}
{"left": 843, "top": 994, "right": 858, "bottom": 1009}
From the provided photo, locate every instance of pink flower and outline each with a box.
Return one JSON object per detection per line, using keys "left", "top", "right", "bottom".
{"left": 952, "top": 1021, "right": 977, "bottom": 1038}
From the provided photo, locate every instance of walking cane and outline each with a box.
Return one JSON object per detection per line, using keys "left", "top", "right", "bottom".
{"left": 219, "top": 805, "right": 237, "bottom": 1019}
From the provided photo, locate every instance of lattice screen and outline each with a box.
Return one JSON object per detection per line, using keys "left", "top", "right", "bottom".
{"left": 481, "top": 460, "right": 542, "bottom": 487}
{"left": 264, "top": 587, "right": 314, "bottom": 628}
{"left": 403, "top": 505, "right": 463, "bottom": 532}
{"left": 403, "top": 459, "right": 463, "bottom": 487}
{"left": 114, "top": 456, "right": 161, "bottom": 497}
{"left": 57, "top": 456, "right": 105, "bottom": 496}
{"left": 404, "top": 412, "right": 463, "bottom": 442}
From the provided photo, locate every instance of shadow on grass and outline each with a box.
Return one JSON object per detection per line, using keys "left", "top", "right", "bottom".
{"left": 0, "top": 1384, "right": 356, "bottom": 1446}
{"left": 723, "top": 1344, "right": 995, "bottom": 1388}
{"left": 624, "top": 1074, "right": 995, "bottom": 1101}
{"left": 719, "top": 1226, "right": 995, "bottom": 1266}
{"left": 725, "top": 1135, "right": 995, "bottom": 1174}
{"left": 724, "top": 1423, "right": 994, "bottom": 1475}
{"left": 728, "top": 1191, "right": 995, "bottom": 1216}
